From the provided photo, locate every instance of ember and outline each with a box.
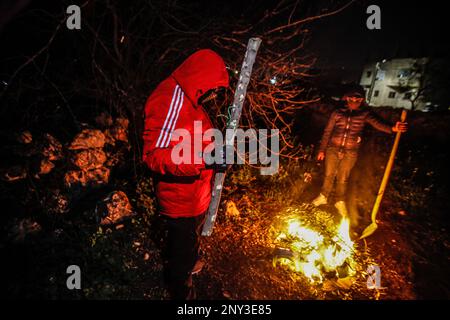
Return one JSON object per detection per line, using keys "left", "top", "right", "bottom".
{"left": 273, "top": 206, "right": 356, "bottom": 284}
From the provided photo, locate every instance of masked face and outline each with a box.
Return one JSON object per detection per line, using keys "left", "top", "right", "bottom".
{"left": 344, "top": 96, "right": 364, "bottom": 110}
{"left": 198, "top": 87, "right": 224, "bottom": 105}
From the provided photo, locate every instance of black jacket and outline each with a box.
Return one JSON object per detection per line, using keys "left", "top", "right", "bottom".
{"left": 318, "top": 107, "right": 393, "bottom": 152}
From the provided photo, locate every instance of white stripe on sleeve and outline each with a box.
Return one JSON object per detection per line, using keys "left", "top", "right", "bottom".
{"left": 156, "top": 85, "right": 180, "bottom": 148}
{"left": 159, "top": 88, "right": 183, "bottom": 148}
{"left": 163, "top": 91, "right": 185, "bottom": 148}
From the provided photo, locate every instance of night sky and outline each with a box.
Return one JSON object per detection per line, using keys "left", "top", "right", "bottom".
{"left": 1, "top": 0, "right": 448, "bottom": 85}
{"left": 308, "top": 0, "right": 450, "bottom": 82}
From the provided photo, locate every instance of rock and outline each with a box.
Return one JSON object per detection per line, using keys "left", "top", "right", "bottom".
{"left": 41, "top": 134, "right": 63, "bottom": 161}
{"left": 36, "top": 158, "right": 55, "bottom": 175}
{"left": 96, "top": 191, "right": 133, "bottom": 225}
{"left": 104, "top": 130, "right": 116, "bottom": 146}
{"left": 104, "top": 118, "right": 129, "bottom": 145}
{"left": 70, "top": 149, "right": 107, "bottom": 170}
{"left": 64, "top": 167, "right": 110, "bottom": 188}
{"left": 104, "top": 148, "right": 127, "bottom": 167}
{"left": 104, "top": 152, "right": 119, "bottom": 167}
{"left": 85, "top": 167, "right": 110, "bottom": 186}
{"left": 64, "top": 170, "right": 84, "bottom": 188}
{"left": 115, "top": 118, "right": 129, "bottom": 129}
{"left": 0, "top": 165, "right": 27, "bottom": 182}
{"left": 16, "top": 131, "right": 33, "bottom": 144}
{"left": 225, "top": 200, "right": 240, "bottom": 220}
{"left": 10, "top": 133, "right": 61, "bottom": 159}
{"left": 112, "top": 118, "right": 129, "bottom": 142}
{"left": 69, "top": 129, "right": 106, "bottom": 150}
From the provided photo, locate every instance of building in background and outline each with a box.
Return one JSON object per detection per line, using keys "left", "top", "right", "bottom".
{"left": 360, "top": 58, "right": 429, "bottom": 111}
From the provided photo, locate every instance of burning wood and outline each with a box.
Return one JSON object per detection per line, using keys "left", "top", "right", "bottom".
{"left": 272, "top": 206, "right": 357, "bottom": 285}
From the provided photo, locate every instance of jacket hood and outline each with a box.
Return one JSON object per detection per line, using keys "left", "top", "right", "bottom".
{"left": 171, "top": 49, "right": 229, "bottom": 106}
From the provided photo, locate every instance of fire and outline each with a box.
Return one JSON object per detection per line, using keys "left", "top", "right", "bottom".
{"left": 273, "top": 209, "right": 356, "bottom": 283}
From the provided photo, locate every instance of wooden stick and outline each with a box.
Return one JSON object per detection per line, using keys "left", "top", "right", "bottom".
{"left": 370, "top": 109, "right": 408, "bottom": 224}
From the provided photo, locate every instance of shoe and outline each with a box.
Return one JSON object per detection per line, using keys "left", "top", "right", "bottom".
{"left": 191, "top": 259, "right": 205, "bottom": 275}
{"left": 312, "top": 193, "right": 327, "bottom": 206}
{"left": 335, "top": 201, "right": 348, "bottom": 218}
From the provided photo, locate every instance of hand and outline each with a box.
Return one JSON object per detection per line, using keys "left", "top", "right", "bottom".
{"left": 317, "top": 151, "right": 325, "bottom": 161}
{"left": 392, "top": 121, "right": 408, "bottom": 133}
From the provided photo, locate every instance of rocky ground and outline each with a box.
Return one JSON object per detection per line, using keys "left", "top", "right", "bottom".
{"left": 1, "top": 107, "right": 449, "bottom": 300}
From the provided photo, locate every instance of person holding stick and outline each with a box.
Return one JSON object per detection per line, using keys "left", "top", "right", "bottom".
{"left": 312, "top": 85, "right": 408, "bottom": 221}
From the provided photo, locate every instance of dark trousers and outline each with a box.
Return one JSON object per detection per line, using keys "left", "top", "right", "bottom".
{"left": 164, "top": 212, "right": 205, "bottom": 300}
{"left": 321, "top": 147, "right": 358, "bottom": 201}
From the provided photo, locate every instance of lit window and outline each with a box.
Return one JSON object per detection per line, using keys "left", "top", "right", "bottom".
{"left": 388, "top": 91, "right": 396, "bottom": 98}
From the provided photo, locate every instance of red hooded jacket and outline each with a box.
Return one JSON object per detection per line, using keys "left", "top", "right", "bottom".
{"left": 143, "top": 50, "right": 229, "bottom": 218}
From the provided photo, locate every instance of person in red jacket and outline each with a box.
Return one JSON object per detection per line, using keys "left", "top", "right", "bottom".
{"left": 143, "top": 49, "right": 229, "bottom": 299}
